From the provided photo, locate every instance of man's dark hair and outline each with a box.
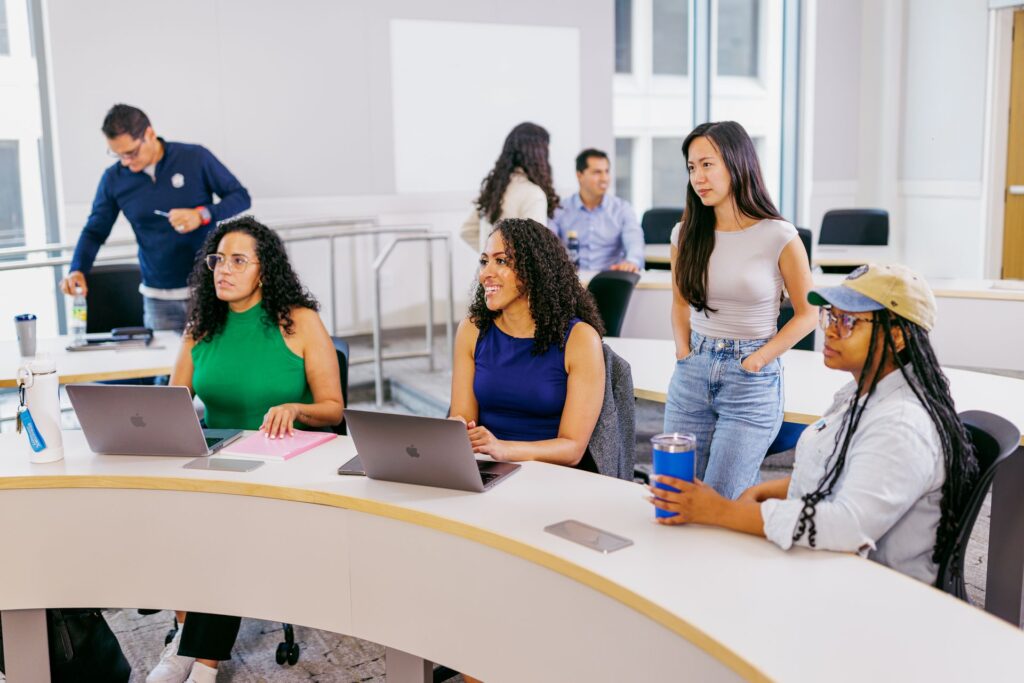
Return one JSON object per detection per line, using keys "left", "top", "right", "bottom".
{"left": 101, "top": 104, "right": 151, "bottom": 140}
{"left": 575, "top": 148, "right": 609, "bottom": 173}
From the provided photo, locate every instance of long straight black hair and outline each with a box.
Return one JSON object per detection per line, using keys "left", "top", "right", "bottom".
{"left": 792, "top": 309, "right": 978, "bottom": 571}
{"left": 673, "top": 121, "right": 782, "bottom": 312}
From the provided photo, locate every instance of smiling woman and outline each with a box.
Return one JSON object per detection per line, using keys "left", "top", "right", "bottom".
{"left": 449, "top": 218, "right": 606, "bottom": 471}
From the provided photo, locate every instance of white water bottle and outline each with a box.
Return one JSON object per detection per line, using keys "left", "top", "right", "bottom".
{"left": 71, "top": 286, "right": 88, "bottom": 344}
{"left": 16, "top": 357, "right": 64, "bottom": 463}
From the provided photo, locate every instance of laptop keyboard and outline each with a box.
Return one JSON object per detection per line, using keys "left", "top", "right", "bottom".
{"left": 479, "top": 470, "right": 501, "bottom": 484}
{"left": 205, "top": 437, "right": 222, "bottom": 448}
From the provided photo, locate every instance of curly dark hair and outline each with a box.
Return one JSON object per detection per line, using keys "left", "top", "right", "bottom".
{"left": 468, "top": 218, "right": 604, "bottom": 354}
{"left": 475, "top": 122, "right": 560, "bottom": 224}
{"left": 185, "top": 216, "right": 319, "bottom": 342}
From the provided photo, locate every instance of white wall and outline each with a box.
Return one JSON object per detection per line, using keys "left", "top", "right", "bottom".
{"left": 44, "top": 0, "right": 614, "bottom": 335}
{"left": 806, "top": 0, "right": 996, "bottom": 278}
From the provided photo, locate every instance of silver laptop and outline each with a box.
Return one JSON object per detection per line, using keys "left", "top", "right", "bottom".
{"left": 66, "top": 384, "right": 242, "bottom": 456}
{"left": 343, "top": 409, "right": 520, "bottom": 492}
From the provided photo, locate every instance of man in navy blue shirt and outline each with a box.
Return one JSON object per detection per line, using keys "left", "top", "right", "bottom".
{"left": 550, "top": 148, "right": 644, "bottom": 272}
{"left": 60, "top": 104, "right": 251, "bottom": 331}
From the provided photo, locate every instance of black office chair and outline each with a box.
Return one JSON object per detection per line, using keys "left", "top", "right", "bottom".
{"left": 331, "top": 337, "right": 350, "bottom": 435}
{"left": 818, "top": 209, "right": 889, "bottom": 246}
{"left": 775, "top": 227, "right": 815, "bottom": 352}
{"left": 935, "top": 410, "right": 1021, "bottom": 603}
{"left": 84, "top": 263, "right": 145, "bottom": 333}
{"left": 587, "top": 271, "right": 640, "bottom": 337}
{"left": 817, "top": 209, "right": 888, "bottom": 274}
{"left": 641, "top": 207, "right": 683, "bottom": 245}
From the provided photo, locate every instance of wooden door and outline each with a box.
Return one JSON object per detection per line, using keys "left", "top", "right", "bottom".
{"left": 1003, "top": 11, "right": 1024, "bottom": 279}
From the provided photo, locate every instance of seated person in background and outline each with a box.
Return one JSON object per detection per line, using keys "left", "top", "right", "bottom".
{"left": 647, "top": 264, "right": 978, "bottom": 585}
{"left": 450, "top": 217, "right": 606, "bottom": 471}
{"left": 550, "top": 148, "right": 644, "bottom": 272}
{"left": 148, "top": 216, "right": 343, "bottom": 683}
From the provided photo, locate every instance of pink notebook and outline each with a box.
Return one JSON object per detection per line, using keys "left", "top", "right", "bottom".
{"left": 222, "top": 430, "right": 336, "bottom": 461}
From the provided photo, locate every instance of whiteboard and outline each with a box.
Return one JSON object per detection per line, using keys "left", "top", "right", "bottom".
{"left": 390, "top": 19, "right": 581, "bottom": 195}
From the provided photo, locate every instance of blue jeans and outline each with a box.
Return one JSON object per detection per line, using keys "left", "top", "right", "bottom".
{"left": 663, "top": 331, "right": 784, "bottom": 500}
{"left": 142, "top": 297, "right": 188, "bottom": 333}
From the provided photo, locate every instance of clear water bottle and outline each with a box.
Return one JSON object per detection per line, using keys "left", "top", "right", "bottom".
{"left": 566, "top": 230, "right": 580, "bottom": 270}
{"left": 71, "top": 285, "right": 87, "bottom": 344}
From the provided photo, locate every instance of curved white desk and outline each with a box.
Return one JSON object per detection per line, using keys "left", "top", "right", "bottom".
{"left": 2, "top": 432, "right": 1024, "bottom": 682}
{"left": 605, "top": 336, "right": 1024, "bottom": 630}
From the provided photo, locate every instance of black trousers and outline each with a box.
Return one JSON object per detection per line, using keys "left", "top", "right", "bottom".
{"left": 177, "top": 613, "right": 241, "bottom": 661}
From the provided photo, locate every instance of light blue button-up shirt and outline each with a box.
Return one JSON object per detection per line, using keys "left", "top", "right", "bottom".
{"left": 550, "top": 193, "right": 645, "bottom": 270}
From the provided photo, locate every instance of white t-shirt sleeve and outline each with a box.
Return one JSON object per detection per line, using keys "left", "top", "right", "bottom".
{"left": 669, "top": 222, "right": 683, "bottom": 249}
{"left": 773, "top": 220, "right": 799, "bottom": 260}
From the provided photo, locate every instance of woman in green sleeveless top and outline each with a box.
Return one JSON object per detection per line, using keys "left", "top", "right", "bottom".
{"left": 153, "top": 217, "right": 342, "bottom": 683}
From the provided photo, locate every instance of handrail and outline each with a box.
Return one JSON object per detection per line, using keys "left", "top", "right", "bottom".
{"left": 371, "top": 234, "right": 454, "bottom": 407}
{"left": 0, "top": 218, "right": 454, "bottom": 404}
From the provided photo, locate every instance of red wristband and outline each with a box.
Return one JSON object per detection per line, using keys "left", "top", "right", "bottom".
{"left": 195, "top": 206, "right": 212, "bottom": 226}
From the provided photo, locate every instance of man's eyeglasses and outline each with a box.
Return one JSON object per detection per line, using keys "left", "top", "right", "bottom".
{"left": 106, "top": 138, "right": 145, "bottom": 161}
{"left": 205, "top": 254, "right": 259, "bottom": 273}
{"left": 819, "top": 307, "right": 873, "bottom": 339}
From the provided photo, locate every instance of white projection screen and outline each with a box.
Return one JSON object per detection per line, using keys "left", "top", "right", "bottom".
{"left": 390, "top": 19, "right": 581, "bottom": 195}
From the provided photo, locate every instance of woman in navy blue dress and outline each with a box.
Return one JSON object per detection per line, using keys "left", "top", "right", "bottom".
{"left": 450, "top": 217, "right": 606, "bottom": 470}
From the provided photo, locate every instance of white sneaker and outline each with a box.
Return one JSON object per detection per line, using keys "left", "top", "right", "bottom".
{"left": 146, "top": 626, "right": 195, "bottom": 683}
{"left": 185, "top": 661, "right": 218, "bottom": 683}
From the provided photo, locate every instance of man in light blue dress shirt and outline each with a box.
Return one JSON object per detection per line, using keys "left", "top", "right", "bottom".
{"left": 550, "top": 149, "right": 645, "bottom": 272}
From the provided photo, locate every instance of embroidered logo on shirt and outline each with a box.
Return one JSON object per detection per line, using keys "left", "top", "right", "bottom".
{"left": 171, "top": 173, "right": 185, "bottom": 188}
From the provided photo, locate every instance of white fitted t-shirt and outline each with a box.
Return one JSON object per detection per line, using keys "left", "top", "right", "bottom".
{"left": 670, "top": 219, "right": 797, "bottom": 339}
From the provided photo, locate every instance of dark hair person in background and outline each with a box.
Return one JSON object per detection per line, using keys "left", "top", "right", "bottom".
{"left": 151, "top": 216, "right": 342, "bottom": 683}
{"left": 549, "top": 148, "right": 645, "bottom": 272}
{"left": 460, "top": 122, "right": 560, "bottom": 250}
{"left": 663, "top": 121, "right": 817, "bottom": 499}
{"left": 450, "top": 218, "right": 605, "bottom": 471}
{"left": 648, "top": 264, "right": 978, "bottom": 586}
{"left": 61, "top": 104, "right": 251, "bottom": 333}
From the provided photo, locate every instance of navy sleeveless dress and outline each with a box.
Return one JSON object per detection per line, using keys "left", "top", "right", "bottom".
{"left": 473, "top": 318, "right": 598, "bottom": 472}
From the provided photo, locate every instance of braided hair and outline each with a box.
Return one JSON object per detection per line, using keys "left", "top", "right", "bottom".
{"left": 475, "top": 122, "right": 560, "bottom": 224}
{"left": 792, "top": 309, "right": 978, "bottom": 569}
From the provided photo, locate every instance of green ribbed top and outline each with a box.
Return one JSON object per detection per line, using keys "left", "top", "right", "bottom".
{"left": 191, "top": 304, "right": 313, "bottom": 430}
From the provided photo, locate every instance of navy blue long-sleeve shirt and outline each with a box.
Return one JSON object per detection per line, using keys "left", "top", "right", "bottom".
{"left": 70, "top": 139, "right": 251, "bottom": 289}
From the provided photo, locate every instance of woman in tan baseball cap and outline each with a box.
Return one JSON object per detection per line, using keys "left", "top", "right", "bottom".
{"left": 648, "top": 263, "right": 979, "bottom": 585}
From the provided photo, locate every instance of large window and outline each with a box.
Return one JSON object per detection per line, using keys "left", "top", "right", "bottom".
{"left": 0, "top": 0, "right": 61, "bottom": 338}
{"left": 652, "top": 0, "right": 688, "bottom": 75}
{"left": 0, "top": 0, "right": 9, "bottom": 55}
{"left": 613, "top": 0, "right": 795, "bottom": 216}
{"left": 0, "top": 141, "right": 24, "bottom": 249}
{"left": 615, "top": 0, "right": 632, "bottom": 73}
{"left": 614, "top": 137, "right": 634, "bottom": 204}
{"left": 652, "top": 137, "right": 685, "bottom": 207}
{"left": 717, "top": 0, "right": 759, "bottom": 77}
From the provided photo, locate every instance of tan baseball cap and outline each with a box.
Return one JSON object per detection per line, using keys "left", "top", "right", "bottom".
{"left": 807, "top": 263, "right": 936, "bottom": 331}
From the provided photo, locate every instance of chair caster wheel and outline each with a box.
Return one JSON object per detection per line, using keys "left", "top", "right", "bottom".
{"left": 287, "top": 642, "right": 300, "bottom": 665}
{"left": 275, "top": 642, "right": 288, "bottom": 665}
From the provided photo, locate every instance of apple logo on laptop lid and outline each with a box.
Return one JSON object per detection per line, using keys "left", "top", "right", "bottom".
{"left": 406, "top": 445, "right": 420, "bottom": 458}
{"left": 130, "top": 413, "right": 146, "bottom": 428}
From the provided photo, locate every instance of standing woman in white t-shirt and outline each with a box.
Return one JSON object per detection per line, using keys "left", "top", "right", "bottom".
{"left": 665, "top": 121, "right": 817, "bottom": 499}
{"left": 460, "top": 122, "right": 561, "bottom": 250}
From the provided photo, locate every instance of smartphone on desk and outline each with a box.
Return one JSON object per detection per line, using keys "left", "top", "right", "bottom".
{"left": 337, "top": 454, "right": 365, "bottom": 476}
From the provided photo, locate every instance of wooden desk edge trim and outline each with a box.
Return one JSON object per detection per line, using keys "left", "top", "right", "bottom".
{"left": 0, "top": 475, "right": 770, "bottom": 683}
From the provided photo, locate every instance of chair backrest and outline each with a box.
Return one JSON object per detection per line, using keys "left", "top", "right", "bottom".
{"left": 85, "top": 263, "right": 145, "bottom": 333}
{"left": 331, "top": 337, "right": 350, "bottom": 435}
{"left": 935, "top": 410, "right": 1021, "bottom": 600}
{"left": 641, "top": 207, "right": 683, "bottom": 245}
{"left": 586, "top": 271, "right": 640, "bottom": 337}
{"left": 818, "top": 209, "right": 889, "bottom": 246}
{"left": 796, "top": 226, "right": 812, "bottom": 263}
